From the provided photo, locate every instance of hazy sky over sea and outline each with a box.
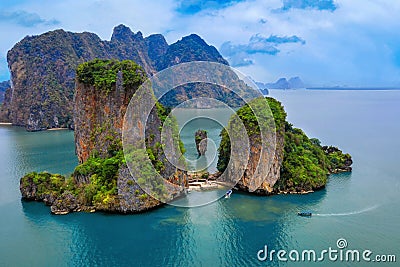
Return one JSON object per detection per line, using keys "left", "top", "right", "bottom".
{"left": 0, "top": 0, "right": 399, "bottom": 87}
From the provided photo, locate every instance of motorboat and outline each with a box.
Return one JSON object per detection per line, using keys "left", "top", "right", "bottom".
{"left": 297, "top": 211, "right": 312, "bottom": 217}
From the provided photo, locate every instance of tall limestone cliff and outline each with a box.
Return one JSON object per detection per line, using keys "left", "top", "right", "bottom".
{"left": 5, "top": 25, "right": 230, "bottom": 131}
{"left": 217, "top": 97, "right": 286, "bottom": 194}
{"left": 20, "top": 59, "right": 186, "bottom": 214}
{"left": 73, "top": 59, "right": 143, "bottom": 163}
{"left": 217, "top": 97, "right": 352, "bottom": 195}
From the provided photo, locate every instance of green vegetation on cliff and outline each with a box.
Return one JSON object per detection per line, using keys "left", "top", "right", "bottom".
{"left": 217, "top": 96, "right": 352, "bottom": 193}
{"left": 123, "top": 148, "right": 167, "bottom": 201}
{"left": 21, "top": 150, "right": 125, "bottom": 208}
{"left": 217, "top": 128, "right": 231, "bottom": 172}
{"left": 76, "top": 59, "right": 146, "bottom": 93}
{"left": 20, "top": 58, "right": 186, "bottom": 213}
{"left": 73, "top": 150, "right": 124, "bottom": 205}
{"left": 217, "top": 97, "right": 286, "bottom": 172}
{"left": 276, "top": 125, "right": 353, "bottom": 191}
{"left": 21, "top": 172, "right": 66, "bottom": 198}
{"left": 275, "top": 123, "right": 329, "bottom": 191}
{"left": 323, "top": 146, "right": 352, "bottom": 172}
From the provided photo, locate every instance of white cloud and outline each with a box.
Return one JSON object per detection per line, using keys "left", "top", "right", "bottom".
{"left": 19, "top": 0, "right": 177, "bottom": 39}
{"left": 0, "top": 10, "right": 59, "bottom": 27}
{"left": 0, "top": 0, "right": 177, "bottom": 80}
{"left": 197, "top": 0, "right": 400, "bottom": 86}
{"left": 0, "top": 0, "right": 399, "bottom": 86}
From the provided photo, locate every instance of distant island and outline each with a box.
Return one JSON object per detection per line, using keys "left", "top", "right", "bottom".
{"left": 252, "top": 76, "right": 305, "bottom": 93}
{"left": 307, "top": 86, "right": 400, "bottom": 90}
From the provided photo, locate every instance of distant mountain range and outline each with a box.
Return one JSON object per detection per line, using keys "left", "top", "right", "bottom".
{"left": 0, "top": 25, "right": 246, "bottom": 130}
{"left": 255, "top": 77, "right": 305, "bottom": 90}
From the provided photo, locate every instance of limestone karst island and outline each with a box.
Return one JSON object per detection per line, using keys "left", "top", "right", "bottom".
{"left": 0, "top": 25, "right": 352, "bottom": 214}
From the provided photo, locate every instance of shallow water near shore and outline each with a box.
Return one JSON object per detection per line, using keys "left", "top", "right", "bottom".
{"left": 0, "top": 89, "right": 399, "bottom": 266}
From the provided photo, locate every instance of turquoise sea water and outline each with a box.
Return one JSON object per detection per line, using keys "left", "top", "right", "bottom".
{"left": 0, "top": 90, "right": 399, "bottom": 266}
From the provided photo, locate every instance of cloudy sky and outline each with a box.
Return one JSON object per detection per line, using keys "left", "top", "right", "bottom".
{"left": 0, "top": 0, "right": 399, "bottom": 87}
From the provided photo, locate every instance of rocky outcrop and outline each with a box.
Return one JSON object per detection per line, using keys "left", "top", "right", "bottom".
{"left": 239, "top": 98, "right": 285, "bottom": 194}
{"left": 217, "top": 97, "right": 286, "bottom": 194}
{"left": 217, "top": 97, "right": 352, "bottom": 195}
{"left": 234, "top": 130, "right": 285, "bottom": 194}
{"left": 20, "top": 59, "right": 186, "bottom": 214}
{"left": 248, "top": 125, "right": 285, "bottom": 195}
{"left": 20, "top": 167, "right": 162, "bottom": 215}
{"left": 73, "top": 61, "right": 146, "bottom": 163}
{"left": 195, "top": 130, "right": 208, "bottom": 156}
{"left": 6, "top": 25, "right": 231, "bottom": 131}
{"left": 73, "top": 59, "right": 184, "bottom": 212}
{"left": 116, "top": 165, "right": 161, "bottom": 213}
{"left": 19, "top": 172, "right": 76, "bottom": 213}
{"left": 323, "top": 145, "right": 353, "bottom": 173}
{"left": 50, "top": 191, "right": 79, "bottom": 215}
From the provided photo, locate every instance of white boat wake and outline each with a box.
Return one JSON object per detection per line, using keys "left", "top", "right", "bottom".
{"left": 313, "top": 205, "right": 378, "bottom": 217}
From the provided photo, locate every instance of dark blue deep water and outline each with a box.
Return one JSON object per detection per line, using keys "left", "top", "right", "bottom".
{"left": 0, "top": 90, "right": 399, "bottom": 266}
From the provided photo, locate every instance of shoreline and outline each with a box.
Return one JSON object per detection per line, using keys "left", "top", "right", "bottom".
{"left": 47, "top": 127, "right": 69, "bottom": 131}
{"left": 187, "top": 180, "right": 230, "bottom": 191}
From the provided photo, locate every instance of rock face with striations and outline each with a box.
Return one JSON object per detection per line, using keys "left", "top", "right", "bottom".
{"left": 5, "top": 25, "right": 230, "bottom": 131}
{"left": 195, "top": 129, "right": 208, "bottom": 156}
{"left": 217, "top": 97, "right": 286, "bottom": 194}
{"left": 73, "top": 59, "right": 184, "bottom": 213}
{"left": 73, "top": 61, "right": 142, "bottom": 163}
{"left": 7, "top": 30, "right": 105, "bottom": 130}
{"left": 20, "top": 59, "right": 186, "bottom": 214}
{"left": 217, "top": 97, "right": 352, "bottom": 195}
